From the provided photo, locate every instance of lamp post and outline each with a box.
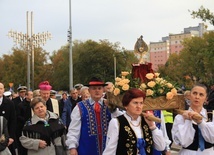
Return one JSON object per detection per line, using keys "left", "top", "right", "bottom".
{"left": 8, "top": 27, "right": 31, "bottom": 89}
{"left": 113, "top": 54, "right": 117, "bottom": 79}
{"left": 68, "top": 0, "right": 73, "bottom": 89}
{"left": 8, "top": 11, "right": 51, "bottom": 90}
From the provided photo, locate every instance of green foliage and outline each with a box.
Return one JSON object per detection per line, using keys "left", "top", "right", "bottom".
{"left": 0, "top": 47, "right": 50, "bottom": 90}
{"left": 33, "top": 47, "right": 50, "bottom": 88}
{"left": 0, "top": 48, "right": 27, "bottom": 90}
{"left": 0, "top": 39, "right": 137, "bottom": 91}
{"left": 158, "top": 32, "right": 214, "bottom": 88}
{"left": 50, "top": 39, "right": 137, "bottom": 90}
{"left": 50, "top": 45, "right": 69, "bottom": 90}
{"left": 1, "top": 34, "right": 213, "bottom": 92}
{"left": 190, "top": 6, "right": 214, "bottom": 26}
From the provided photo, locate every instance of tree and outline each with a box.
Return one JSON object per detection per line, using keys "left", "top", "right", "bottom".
{"left": 0, "top": 47, "right": 49, "bottom": 91}
{"left": 73, "top": 39, "right": 135, "bottom": 84}
{"left": 158, "top": 53, "right": 184, "bottom": 87}
{"left": 0, "top": 48, "right": 27, "bottom": 90}
{"left": 190, "top": 6, "right": 214, "bottom": 26}
{"left": 159, "top": 32, "right": 214, "bottom": 88}
{"left": 50, "top": 39, "right": 138, "bottom": 90}
{"left": 180, "top": 32, "right": 214, "bottom": 86}
{"left": 50, "top": 45, "right": 69, "bottom": 90}
{"left": 0, "top": 39, "right": 137, "bottom": 91}
{"left": 33, "top": 47, "right": 51, "bottom": 89}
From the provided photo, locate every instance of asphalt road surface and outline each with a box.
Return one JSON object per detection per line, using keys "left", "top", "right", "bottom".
{"left": 171, "top": 150, "right": 179, "bottom": 155}
{"left": 171, "top": 143, "right": 181, "bottom": 155}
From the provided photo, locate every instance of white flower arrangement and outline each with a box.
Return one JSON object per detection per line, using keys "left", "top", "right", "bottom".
{"left": 112, "top": 72, "right": 177, "bottom": 100}
{"left": 139, "top": 73, "right": 177, "bottom": 99}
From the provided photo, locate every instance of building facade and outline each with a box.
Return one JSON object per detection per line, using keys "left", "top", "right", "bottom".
{"left": 149, "top": 23, "right": 207, "bottom": 71}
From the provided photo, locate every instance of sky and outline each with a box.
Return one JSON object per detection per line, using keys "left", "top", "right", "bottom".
{"left": 1, "top": 0, "right": 214, "bottom": 57}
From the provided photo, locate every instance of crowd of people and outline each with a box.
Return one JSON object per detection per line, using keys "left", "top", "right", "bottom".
{"left": 0, "top": 78, "right": 213, "bottom": 155}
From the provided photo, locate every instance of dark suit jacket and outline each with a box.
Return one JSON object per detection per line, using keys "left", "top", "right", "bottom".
{"left": 58, "top": 98, "right": 66, "bottom": 117}
{"left": 0, "top": 117, "right": 9, "bottom": 151}
{"left": 0, "top": 96, "right": 16, "bottom": 139}
{"left": 61, "top": 97, "right": 82, "bottom": 127}
{"left": 17, "top": 99, "right": 32, "bottom": 134}
{"left": 12, "top": 96, "right": 22, "bottom": 115}
{"left": 12, "top": 96, "right": 22, "bottom": 105}
{"left": 0, "top": 96, "right": 17, "bottom": 155}
{"left": 46, "top": 98, "right": 62, "bottom": 117}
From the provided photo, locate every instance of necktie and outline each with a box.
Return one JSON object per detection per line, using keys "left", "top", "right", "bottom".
{"left": 95, "top": 102, "right": 100, "bottom": 113}
{"left": 94, "top": 102, "right": 102, "bottom": 153}
{"left": 198, "top": 128, "right": 205, "bottom": 151}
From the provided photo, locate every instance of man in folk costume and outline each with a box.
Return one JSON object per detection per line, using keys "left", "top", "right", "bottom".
{"left": 66, "top": 77, "right": 122, "bottom": 155}
{"left": 39, "top": 81, "right": 61, "bottom": 117}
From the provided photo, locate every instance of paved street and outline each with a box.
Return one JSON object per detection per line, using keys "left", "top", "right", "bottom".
{"left": 171, "top": 143, "right": 181, "bottom": 155}
{"left": 171, "top": 150, "right": 179, "bottom": 155}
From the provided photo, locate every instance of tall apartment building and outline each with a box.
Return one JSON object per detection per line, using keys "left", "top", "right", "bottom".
{"left": 149, "top": 23, "right": 207, "bottom": 71}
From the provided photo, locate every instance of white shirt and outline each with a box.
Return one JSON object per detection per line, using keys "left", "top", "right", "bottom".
{"left": 103, "top": 113, "right": 166, "bottom": 155}
{"left": 0, "top": 97, "right": 3, "bottom": 106}
{"left": 159, "top": 111, "right": 172, "bottom": 149}
{"left": 172, "top": 107, "right": 214, "bottom": 155}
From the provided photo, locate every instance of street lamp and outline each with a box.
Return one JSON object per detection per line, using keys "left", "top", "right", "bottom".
{"left": 68, "top": 0, "right": 73, "bottom": 89}
{"left": 113, "top": 54, "right": 117, "bottom": 79}
{"left": 8, "top": 11, "right": 51, "bottom": 90}
{"left": 8, "top": 29, "right": 31, "bottom": 89}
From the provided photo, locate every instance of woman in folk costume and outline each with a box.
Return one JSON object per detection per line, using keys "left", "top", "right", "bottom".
{"left": 19, "top": 97, "right": 66, "bottom": 155}
{"left": 172, "top": 83, "right": 214, "bottom": 155}
{"left": 103, "top": 88, "right": 165, "bottom": 155}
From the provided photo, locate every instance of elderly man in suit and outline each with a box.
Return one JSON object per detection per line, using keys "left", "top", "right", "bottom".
{"left": 39, "top": 81, "right": 62, "bottom": 117}
{"left": 0, "top": 82, "right": 17, "bottom": 155}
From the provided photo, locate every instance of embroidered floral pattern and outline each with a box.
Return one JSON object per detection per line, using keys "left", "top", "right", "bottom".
{"left": 143, "top": 125, "right": 153, "bottom": 153}
{"left": 124, "top": 126, "right": 136, "bottom": 155}
{"left": 82, "top": 101, "right": 109, "bottom": 136}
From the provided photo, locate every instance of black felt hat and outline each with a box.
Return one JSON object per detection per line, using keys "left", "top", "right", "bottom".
{"left": 84, "top": 77, "right": 108, "bottom": 87}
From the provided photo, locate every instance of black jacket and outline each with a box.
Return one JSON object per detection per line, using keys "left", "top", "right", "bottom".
{"left": 0, "top": 96, "right": 17, "bottom": 155}
{"left": 0, "top": 96, "right": 16, "bottom": 140}
{"left": 0, "top": 116, "right": 9, "bottom": 151}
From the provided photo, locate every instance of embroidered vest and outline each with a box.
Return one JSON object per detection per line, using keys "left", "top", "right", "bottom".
{"left": 116, "top": 115, "right": 153, "bottom": 155}
{"left": 77, "top": 100, "right": 111, "bottom": 155}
